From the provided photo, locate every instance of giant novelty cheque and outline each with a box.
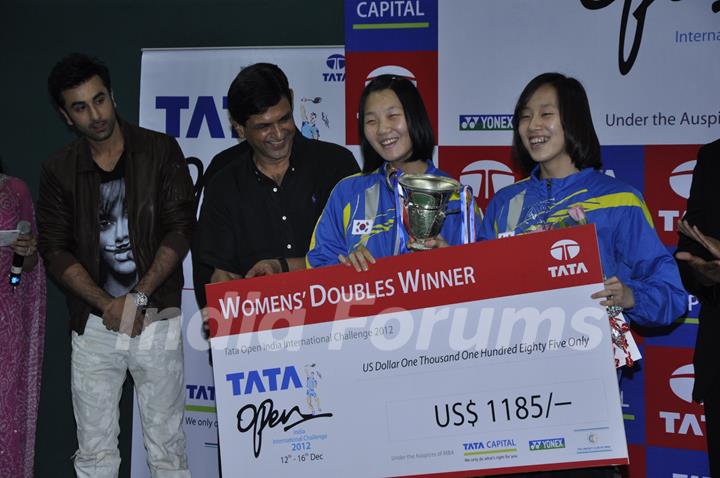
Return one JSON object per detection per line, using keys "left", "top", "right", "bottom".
{"left": 205, "top": 225, "right": 628, "bottom": 477}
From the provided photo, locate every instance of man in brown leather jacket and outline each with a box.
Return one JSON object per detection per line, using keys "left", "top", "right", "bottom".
{"left": 38, "top": 53, "right": 193, "bottom": 478}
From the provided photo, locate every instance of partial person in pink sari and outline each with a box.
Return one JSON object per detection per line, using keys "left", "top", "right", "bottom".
{"left": 0, "top": 162, "right": 46, "bottom": 478}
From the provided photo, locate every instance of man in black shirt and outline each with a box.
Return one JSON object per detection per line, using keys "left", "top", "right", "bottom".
{"left": 193, "top": 63, "right": 358, "bottom": 306}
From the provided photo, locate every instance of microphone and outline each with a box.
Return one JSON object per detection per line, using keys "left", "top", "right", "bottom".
{"left": 9, "top": 220, "right": 31, "bottom": 289}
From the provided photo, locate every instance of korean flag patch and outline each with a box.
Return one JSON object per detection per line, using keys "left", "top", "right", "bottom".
{"left": 352, "top": 219, "right": 374, "bottom": 235}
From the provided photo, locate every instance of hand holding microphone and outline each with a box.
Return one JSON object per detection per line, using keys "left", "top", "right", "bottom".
{"left": 9, "top": 220, "right": 35, "bottom": 288}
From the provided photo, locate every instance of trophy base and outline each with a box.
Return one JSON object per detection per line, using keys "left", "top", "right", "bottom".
{"left": 407, "top": 241, "right": 432, "bottom": 251}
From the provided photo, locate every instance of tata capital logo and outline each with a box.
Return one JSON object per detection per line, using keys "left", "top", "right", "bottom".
{"left": 462, "top": 438, "right": 518, "bottom": 453}
{"left": 460, "top": 115, "right": 513, "bottom": 131}
{"left": 658, "top": 160, "right": 695, "bottom": 233}
{"left": 365, "top": 65, "right": 417, "bottom": 86}
{"left": 460, "top": 160, "right": 515, "bottom": 201}
{"left": 548, "top": 239, "right": 588, "bottom": 278}
{"left": 323, "top": 54, "right": 345, "bottom": 82}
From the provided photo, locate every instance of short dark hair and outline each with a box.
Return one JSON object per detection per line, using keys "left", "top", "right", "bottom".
{"left": 512, "top": 72, "right": 601, "bottom": 174}
{"left": 227, "top": 63, "right": 292, "bottom": 126}
{"left": 358, "top": 75, "right": 435, "bottom": 174}
{"left": 48, "top": 53, "right": 112, "bottom": 109}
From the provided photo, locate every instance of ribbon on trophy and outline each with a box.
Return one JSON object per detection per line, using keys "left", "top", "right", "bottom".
{"left": 461, "top": 184, "right": 476, "bottom": 245}
{"left": 607, "top": 305, "right": 641, "bottom": 368}
{"left": 391, "top": 168, "right": 408, "bottom": 255}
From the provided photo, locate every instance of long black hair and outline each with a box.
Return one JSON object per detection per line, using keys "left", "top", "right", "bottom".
{"left": 358, "top": 75, "right": 435, "bottom": 174}
{"left": 512, "top": 72, "right": 602, "bottom": 174}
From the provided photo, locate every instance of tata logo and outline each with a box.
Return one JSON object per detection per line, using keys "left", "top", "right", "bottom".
{"left": 155, "top": 95, "right": 233, "bottom": 138}
{"left": 658, "top": 160, "right": 694, "bottom": 232}
{"left": 460, "top": 115, "right": 513, "bottom": 131}
{"left": 326, "top": 54, "right": 345, "bottom": 70}
{"left": 187, "top": 384, "right": 215, "bottom": 401}
{"left": 365, "top": 65, "right": 416, "bottom": 86}
{"left": 529, "top": 437, "right": 565, "bottom": 451}
{"left": 550, "top": 239, "right": 580, "bottom": 260}
{"left": 323, "top": 54, "right": 345, "bottom": 82}
{"left": 669, "top": 160, "right": 696, "bottom": 199}
{"left": 548, "top": 239, "right": 588, "bottom": 278}
{"left": 669, "top": 364, "right": 695, "bottom": 403}
{"left": 225, "top": 366, "right": 303, "bottom": 396}
{"left": 460, "top": 160, "right": 515, "bottom": 201}
{"left": 659, "top": 363, "right": 706, "bottom": 437}
{"left": 462, "top": 441, "right": 485, "bottom": 450}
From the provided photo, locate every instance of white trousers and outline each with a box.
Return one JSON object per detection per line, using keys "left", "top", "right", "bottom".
{"left": 71, "top": 315, "right": 191, "bottom": 478}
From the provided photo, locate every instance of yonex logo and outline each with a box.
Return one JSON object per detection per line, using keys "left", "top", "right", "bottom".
{"left": 529, "top": 438, "right": 565, "bottom": 451}
{"left": 460, "top": 114, "right": 513, "bottom": 131}
{"left": 669, "top": 160, "right": 696, "bottom": 199}
{"left": 365, "top": 65, "right": 417, "bottom": 86}
{"left": 460, "top": 160, "right": 515, "bottom": 200}
{"left": 460, "top": 116, "right": 480, "bottom": 130}
{"left": 669, "top": 364, "right": 695, "bottom": 403}
{"left": 550, "top": 240, "right": 580, "bottom": 261}
{"left": 326, "top": 54, "right": 345, "bottom": 71}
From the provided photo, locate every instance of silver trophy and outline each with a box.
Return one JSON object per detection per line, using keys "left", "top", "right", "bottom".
{"left": 397, "top": 174, "right": 461, "bottom": 250}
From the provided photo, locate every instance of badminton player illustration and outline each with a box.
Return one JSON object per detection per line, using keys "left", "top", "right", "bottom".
{"left": 304, "top": 363, "right": 323, "bottom": 415}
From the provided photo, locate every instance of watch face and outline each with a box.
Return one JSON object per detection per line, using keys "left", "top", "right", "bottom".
{"left": 135, "top": 292, "right": 148, "bottom": 307}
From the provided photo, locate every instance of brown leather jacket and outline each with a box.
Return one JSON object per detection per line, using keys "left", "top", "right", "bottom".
{"left": 37, "top": 120, "right": 195, "bottom": 334}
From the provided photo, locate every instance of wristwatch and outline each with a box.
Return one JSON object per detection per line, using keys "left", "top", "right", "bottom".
{"left": 131, "top": 290, "right": 149, "bottom": 308}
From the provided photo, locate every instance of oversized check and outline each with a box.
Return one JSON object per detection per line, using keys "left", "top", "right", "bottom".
{"left": 206, "top": 225, "right": 629, "bottom": 476}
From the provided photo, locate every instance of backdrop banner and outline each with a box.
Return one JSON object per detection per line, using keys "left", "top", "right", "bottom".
{"left": 343, "top": 0, "right": 719, "bottom": 474}
{"left": 133, "top": 46, "right": 351, "bottom": 478}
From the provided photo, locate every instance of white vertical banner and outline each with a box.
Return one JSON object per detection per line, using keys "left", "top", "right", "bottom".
{"left": 133, "top": 46, "right": 352, "bottom": 478}
{"left": 438, "top": 0, "right": 719, "bottom": 147}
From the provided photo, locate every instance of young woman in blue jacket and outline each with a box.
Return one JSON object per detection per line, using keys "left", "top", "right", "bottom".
{"left": 480, "top": 72, "right": 685, "bottom": 329}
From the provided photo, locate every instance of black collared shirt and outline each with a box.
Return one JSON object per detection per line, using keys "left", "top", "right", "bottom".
{"left": 195, "top": 133, "right": 358, "bottom": 283}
